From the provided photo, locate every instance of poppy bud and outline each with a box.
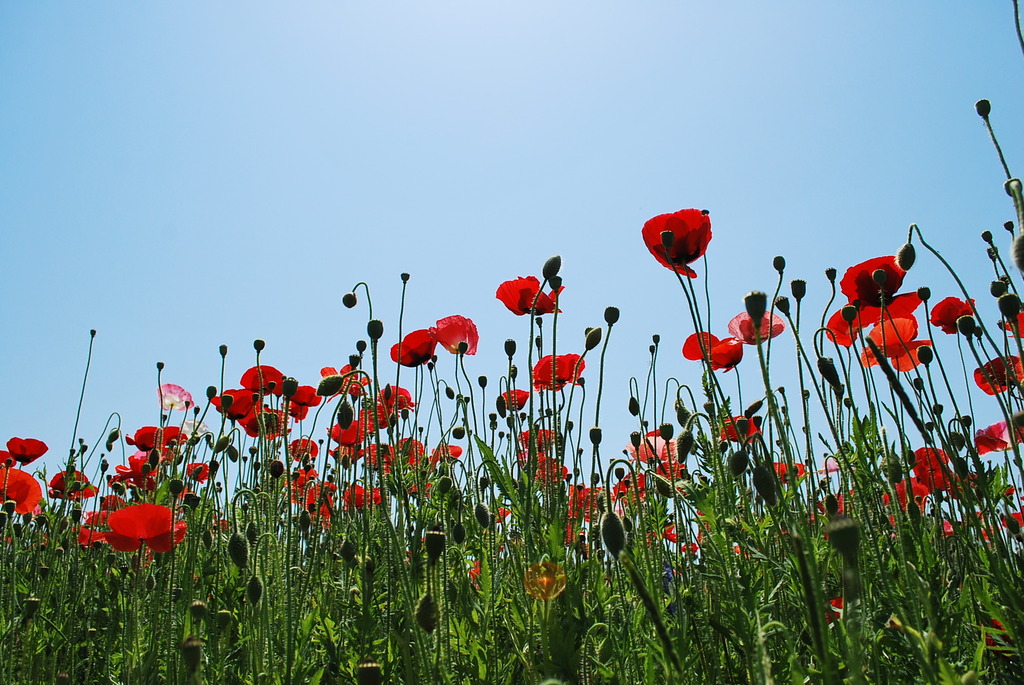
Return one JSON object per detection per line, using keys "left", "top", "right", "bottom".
{"left": 105, "top": 428, "right": 120, "bottom": 452}
{"left": 992, "top": 280, "right": 1009, "bottom": 298}
{"left": 744, "top": 399, "right": 764, "bottom": 418}
{"left": 956, "top": 315, "right": 976, "bottom": 337}
{"left": 774, "top": 296, "right": 790, "bottom": 316}
{"left": 180, "top": 636, "right": 203, "bottom": 674}
{"left": 676, "top": 429, "right": 694, "bottom": 460}
{"left": 604, "top": 307, "right": 620, "bottom": 325}
{"left": 629, "top": 432, "right": 642, "bottom": 450}
{"left": 1013, "top": 234, "right": 1024, "bottom": 273}
{"left": 168, "top": 479, "right": 185, "bottom": 496}
{"left": 744, "top": 291, "right": 767, "bottom": 327}
{"left": 751, "top": 465, "right": 778, "bottom": 506}
{"left": 227, "top": 532, "right": 249, "bottom": 569}
{"left": 585, "top": 326, "right": 603, "bottom": 351}
{"left": 246, "top": 575, "right": 263, "bottom": 605}
{"left": 601, "top": 510, "right": 626, "bottom": 558}
{"left": 653, "top": 474, "right": 673, "bottom": 498}
{"left": 542, "top": 255, "right": 562, "bottom": 281}
{"left": 589, "top": 427, "right": 602, "bottom": 446}
{"left": 1006, "top": 514, "right": 1022, "bottom": 535}
{"left": 824, "top": 494, "right": 839, "bottom": 517}
{"left": 434, "top": 476, "right": 453, "bottom": 496}
{"left": 896, "top": 243, "right": 916, "bottom": 271}
{"left": 452, "top": 520, "right": 467, "bottom": 545}
{"left": 356, "top": 658, "right": 383, "bottom": 685}
{"left": 342, "top": 292, "right": 358, "bottom": 308}
{"left": 475, "top": 502, "right": 491, "bottom": 530}
{"left": 253, "top": 339, "right": 265, "bottom": 352}
{"left": 298, "top": 510, "right": 311, "bottom": 531}
{"left": 728, "top": 449, "right": 749, "bottom": 476}
{"left": 336, "top": 401, "right": 354, "bottom": 431}
{"left": 826, "top": 516, "right": 860, "bottom": 561}
{"left": 773, "top": 255, "right": 786, "bottom": 273}
{"left": 660, "top": 230, "right": 674, "bottom": 249}
{"left": 824, "top": 267, "right": 837, "bottom": 283}
{"left": 281, "top": 377, "right": 298, "bottom": 399}
{"left": 415, "top": 593, "right": 438, "bottom": 633}
{"left": 425, "top": 530, "right": 446, "bottom": 565}
{"left": 340, "top": 538, "right": 357, "bottom": 563}
{"left": 366, "top": 320, "right": 384, "bottom": 341}
{"left": 976, "top": 99, "right": 991, "bottom": 118}
{"left": 452, "top": 425, "right": 466, "bottom": 440}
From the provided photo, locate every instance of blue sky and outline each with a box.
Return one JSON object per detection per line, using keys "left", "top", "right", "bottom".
{"left": 2, "top": 2, "right": 1022, "bottom": 476}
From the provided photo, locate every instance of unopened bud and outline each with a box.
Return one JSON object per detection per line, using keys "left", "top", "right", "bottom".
{"left": 542, "top": 255, "right": 562, "bottom": 281}
{"left": 342, "top": 292, "right": 358, "bottom": 308}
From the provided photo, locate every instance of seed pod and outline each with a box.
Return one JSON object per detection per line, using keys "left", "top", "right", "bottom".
{"left": 744, "top": 291, "right": 767, "bottom": 327}
{"left": 790, "top": 279, "right": 807, "bottom": 301}
{"left": 999, "top": 293, "right": 1021, "bottom": 320}
{"left": 917, "top": 346, "right": 933, "bottom": 366}
{"left": 976, "top": 99, "right": 991, "bottom": 118}
{"left": 956, "top": 315, "right": 976, "bottom": 337}
{"left": 659, "top": 423, "right": 674, "bottom": 441}
{"left": 604, "top": 307, "right": 620, "bottom": 325}
{"left": 415, "top": 593, "right": 438, "bottom": 633}
{"left": 774, "top": 296, "right": 790, "bottom": 316}
{"left": 589, "top": 427, "right": 602, "bottom": 446}
{"left": 366, "top": 320, "right": 384, "bottom": 341}
{"left": 773, "top": 255, "right": 786, "bottom": 273}
{"left": 751, "top": 465, "right": 778, "bottom": 506}
{"left": 227, "top": 532, "right": 249, "bottom": 569}
{"left": 180, "top": 636, "right": 203, "bottom": 673}
{"left": 356, "top": 658, "right": 383, "bottom": 685}
{"left": 1013, "top": 234, "right": 1024, "bottom": 273}
{"left": 189, "top": 600, "right": 208, "bottom": 622}
{"left": 827, "top": 516, "right": 860, "bottom": 561}
{"left": 601, "top": 510, "right": 626, "bottom": 558}
{"left": 452, "top": 521, "right": 466, "bottom": 545}
{"left": 452, "top": 426, "right": 466, "bottom": 440}
{"left": 246, "top": 575, "right": 263, "bottom": 605}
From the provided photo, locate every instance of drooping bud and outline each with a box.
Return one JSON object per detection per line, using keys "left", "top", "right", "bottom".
{"left": 474, "top": 503, "right": 491, "bottom": 530}
{"left": 751, "top": 465, "right": 778, "bottom": 506}
{"left": 342, "top": 292, "right": 358, "bottom": 308}
{"left": 728, "top": 449, "right": 749, "bottom": 476}
{"left": 896, "top": 243, "right": 916, "bottom": 271}
{"left": 585, "top": 327, "right": 603, "bottom": 351}
{"left": 246, "top": 575, "right": 263, "bottom": 605}
{"left": 826, "top": 516, "right": 861, "bottom": 561}
{"left": 317, "top": 375, "right": 344, "bottom": 397}
{"left": 227, "top": 531, "right": 249, "bottom": 569}
{"left": 337, "top": 400, "right": 354, "bottom": 431}
{"left": 415, "top": 593, "right": 438, "bottom": 633}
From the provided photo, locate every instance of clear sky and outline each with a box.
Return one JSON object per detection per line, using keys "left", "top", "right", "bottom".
{"left": 2, "top": 2, "right": 1022, "bottom": 477}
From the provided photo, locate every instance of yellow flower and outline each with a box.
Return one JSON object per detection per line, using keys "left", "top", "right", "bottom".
{"left": 524, "top": 561, "right": 566, "bottom": 601}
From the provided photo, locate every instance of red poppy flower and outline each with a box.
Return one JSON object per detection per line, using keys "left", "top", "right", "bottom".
{"left": 495, "top": 276, "right": 561, "bottom": 315}
{"left": 0, "top": 468, "right": 42, "bottom": 514}
{"left": 240, "top": 365, "right": 285, "bottom": 396}
{"left": 519, "top": 429, "right": 559, "bottom": 456}
{"left": 625, "top": 431, "right": 685, "bottom": 479}
{"left": 429, "top": 443, "right": 462, "bottom": 468}
{"left": 111, "top": 452, "right": 158, "bottom": 492}
{"left": 499, "top": 389, "right": 531, "bottom": 413}
{"left": 1002, "top": 312, "right": 1024, "bottom": 337}
{"left": 974, "top": 356, "right": 1024, "bottom": 395}
{"left": 184, "top": 463, "right": 209, "bottom": 483}
{"left": 825, "top": 598, "right": 845, "bottom": 624}
{"left": 534, "top": 455, "right": 569, "bottom": 484}
{"left": 912, "top": 447, "right": 953, "bottom": 492}
{"left": 610, "top": 472, "right": 646, "bottom": 505}
{"left": 859, "top": 317, "right": 931, "bottom": 372}
{"left": 391, "top": 329, "right": 437, "bottom": 367}
{"left": 568, "top": 484, "right": 603, "bottom": 522}
{"left": 532, "top": 354, "right": 585, "bottom": 391}
{"left": 124, "top": 427, "right": 180, "bottom": 452}
{"left": 239, "top": 406, "right": 288, "bottom": 439}
{"left": 884, "top": 478, "right": 930, "bottom": 511}
{"left": 5, "top": 438, "right": 48, "bottom": 465}
{"left": 720, "top": 415, "right": 762, "bottom": 442}
{"left": 289, "top": 438, "right": 319, "bottom": 461}
{"left": 772, "top": 462, "right": 806, "bottom": 484}
{"left": 211, "top": 389, "right": 257, "bottom": 421}
{"left": 641, "top": 209, "right": 713, "bottom": 277}
{"left": 48, "top": 470, "right": 98, "bottom": 500}
{"left": 929, "top": 297, "right": 975, "bottom": 335}
{"left": 727, "top": 312, "right": 786, "bottom": 345}
{"left": 429, "top": 315, "right": 479, "bottom": 355}
{"left": 824, "top": 308, "right": 866, "bottom": 347}
{"left": 839, "top": 256, "right": 906, "bottom": 308}
{"left": 975, "top": 420, "right": 1024, "bottom": 455}
{"left": 682, "top": 333, "right": 744, "bottom": 371}
{"left": 286, "top": 385, "right": 322, "bottom": 421}
{"left": 106, "top": 503, "right": 186, "bottom": 553}
{"left": 342, "top": 484, "right": 382, "bottom": 510}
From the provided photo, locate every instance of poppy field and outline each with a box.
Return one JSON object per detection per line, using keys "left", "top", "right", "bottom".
{"left": 7, "top": 43, "right": 1024, "bottom": 685}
